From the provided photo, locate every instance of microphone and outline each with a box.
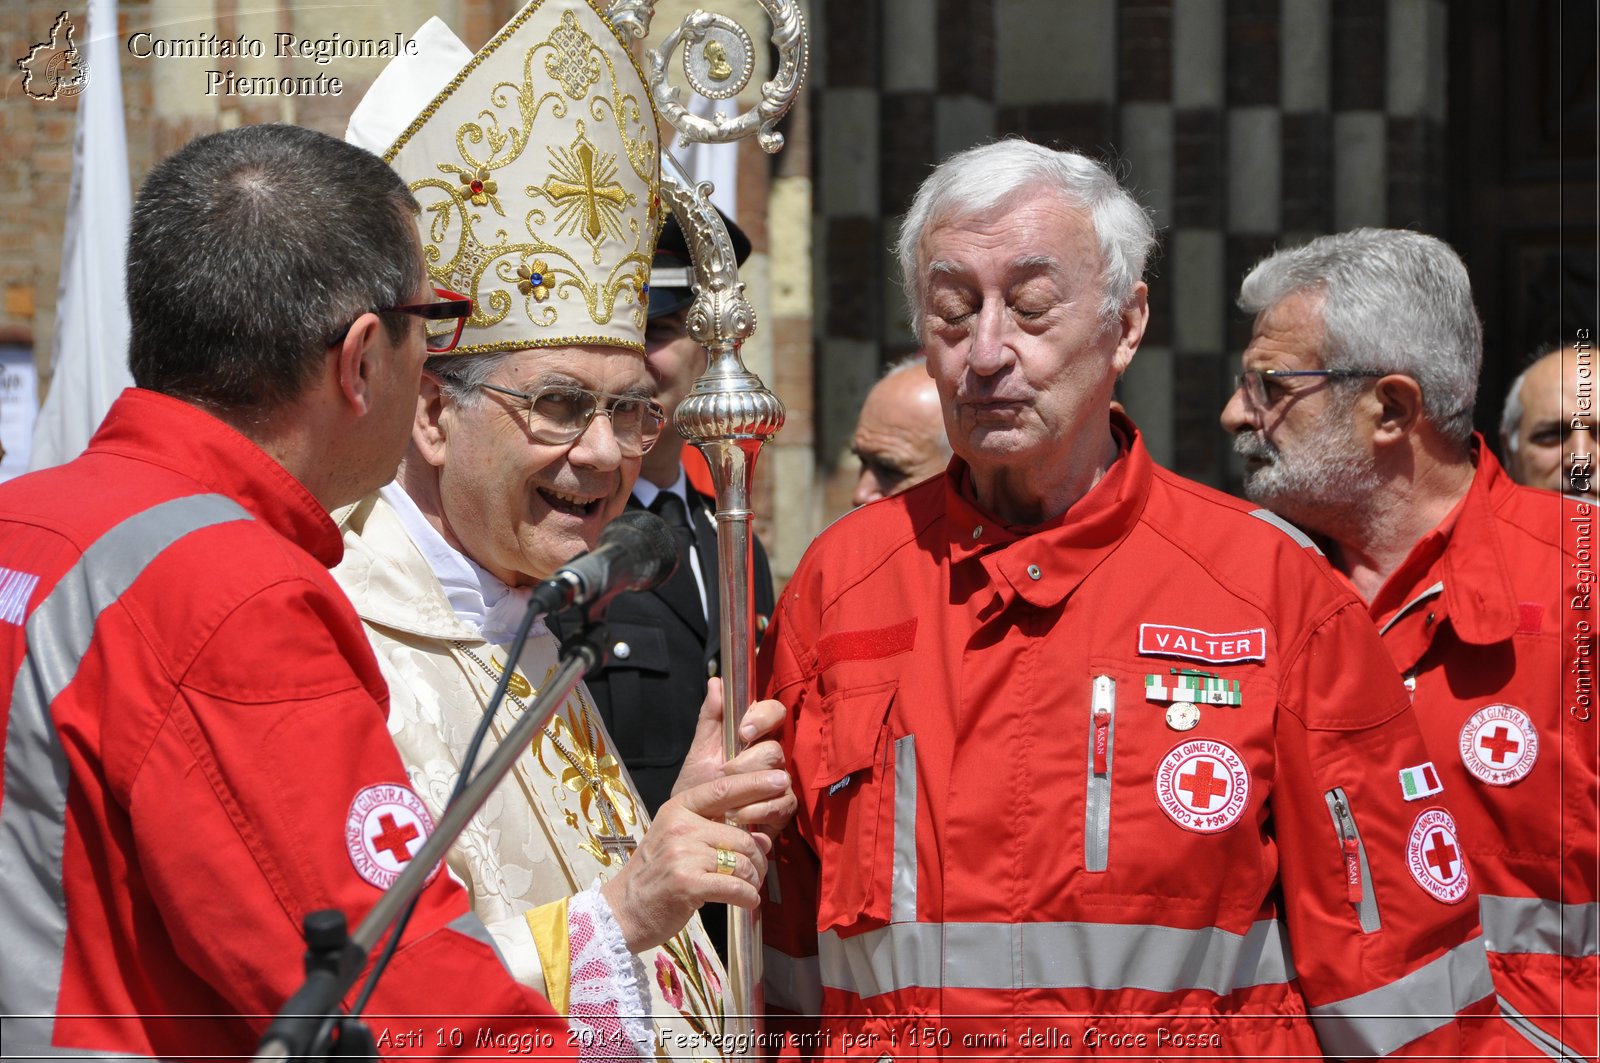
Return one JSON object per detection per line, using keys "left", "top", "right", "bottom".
{"left": 528, "top": 509, "right": 679, "bottom": 618}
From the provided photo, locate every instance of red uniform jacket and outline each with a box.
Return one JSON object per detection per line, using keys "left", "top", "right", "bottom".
{"left": 758, "top": 420, "right": 1498, "bottom": 1060}
{"left": 0, "top": 390, "right": 573, "bottom": 1060}
{"left": 1365, "top": 441, "right": 1598, "bottom": 1060}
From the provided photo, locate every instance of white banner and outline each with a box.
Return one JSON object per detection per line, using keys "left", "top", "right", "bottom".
{"left": 0, "top": 347, "right": 39, "bottom": 482}
{"left": 30, "top": 0, "right": 132, "bottom": 471}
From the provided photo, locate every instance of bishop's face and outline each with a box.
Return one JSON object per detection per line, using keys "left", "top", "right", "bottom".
{"left": 428, "top": 345, "right": 650, "bottom": 585}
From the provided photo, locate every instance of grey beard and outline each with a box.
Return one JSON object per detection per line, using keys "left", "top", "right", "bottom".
{"left": 1233, "top": 430, "right": 1382, "bottom": 536}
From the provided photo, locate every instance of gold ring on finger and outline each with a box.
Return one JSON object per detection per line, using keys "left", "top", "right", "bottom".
{"left": 714, "top": 847, "right": 738, "bottom": 875}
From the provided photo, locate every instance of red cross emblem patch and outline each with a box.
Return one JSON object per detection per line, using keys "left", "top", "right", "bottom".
{"left": 345, "top": 783, "right": 440, "bottom": 890}
{"left": 1458, "top": 704, "right": 1538, "bottom": 786}
{"left": 1155, "top": 739, "right": 1251, "bottom": 833}
{"left": 1406, "top": 807, "right": 1470, "bottom": 904}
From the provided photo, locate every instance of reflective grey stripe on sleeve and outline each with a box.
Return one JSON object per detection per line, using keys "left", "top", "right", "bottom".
{"left": 818, "top": 918, "right": 1295, "bottom": 997}
{"left": 1249, "top": 508, "right": 1323, "bottom": 554}
{"left": 0, "top": 495, "right": 252, "bottom": 1048}
{"left": 763, "top": 945, "right": 822, "bottom": 1014}
{"left": 1309, "top": 935, "right": 1495, "bottom": 1058}
{"left": 1500, "top": 994, "right": 1590, "bottom": 1063}
{"left": 890, "top": 735, "right": 917, "bottom": 924}
{"left": 448, "top": 910, "right": 514, "bottom": 974}
{"left": 1480, "top": 895, "right": 1599, "bottom": 958}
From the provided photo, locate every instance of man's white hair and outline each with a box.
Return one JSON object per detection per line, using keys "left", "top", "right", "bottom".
{"left": 895, "top": 139, "right": 1157, "bottom": 338}
{"left": 426, "top": 351, "right": 516, "bottom": 406}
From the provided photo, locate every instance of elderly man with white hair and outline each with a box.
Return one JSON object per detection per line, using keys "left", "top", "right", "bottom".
{"left": 757, "top": 141, "right": 1498, "bottom": 1059}
{"left": 1222, "top": 228, "right": 1595, "bottom": 1061}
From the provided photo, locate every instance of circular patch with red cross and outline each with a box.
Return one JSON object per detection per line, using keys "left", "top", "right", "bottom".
{"left": 1458, "top": 704, "right": 1538, "bottom": 786}
{"left": 1154, "top": 739, "right": 1251, "bottom": 833}
{"left": 1406, "top": 807, "right": 1470, "bottom": 904}
{"left": 345, "top": 783, "right": 440, "bottom": 890}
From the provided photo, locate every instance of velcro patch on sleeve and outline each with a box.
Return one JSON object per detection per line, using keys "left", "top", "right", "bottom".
{"left": 817, "top": 618, "right": 917, "bottom": 671}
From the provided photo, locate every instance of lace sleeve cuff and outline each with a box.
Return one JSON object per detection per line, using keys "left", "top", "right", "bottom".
{"left": 567, "top": 881, "right": 654, "bottom": 1061}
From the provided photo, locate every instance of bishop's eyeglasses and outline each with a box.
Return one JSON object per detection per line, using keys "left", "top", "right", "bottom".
{"left": 476, "top": 382, "right": 667, "bottom": 457}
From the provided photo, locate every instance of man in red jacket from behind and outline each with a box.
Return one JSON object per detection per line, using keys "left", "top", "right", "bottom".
{"left": 0, "top": 124, "right": 600, "bottom": 1060}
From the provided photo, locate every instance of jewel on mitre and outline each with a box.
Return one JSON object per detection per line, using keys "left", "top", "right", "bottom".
{"left": 460, "top": 166, "right": 498, "bottom": 206}
{"left": 517, "top": 259, "right": 552, "bottom": 301}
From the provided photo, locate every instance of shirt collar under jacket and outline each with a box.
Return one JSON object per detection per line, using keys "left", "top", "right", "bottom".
{"left": 85, "top": 388, "right": 344, "bottom": 566}
{"left": 379, "top": 480, "right": 543, "bottom": 645}
{"left": 1368, "top": 435, "right": 1521, "bottom": 655}
{"left": 630, "top": 465, "right": 692, "bottom": 512}
{"left": 941, "top": 411, "right": 1152, "bottom": 611}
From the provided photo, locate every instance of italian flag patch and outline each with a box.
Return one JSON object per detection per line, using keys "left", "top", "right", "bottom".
{"left": 1399, "top": 762, "right": 1443, "bottom": 801}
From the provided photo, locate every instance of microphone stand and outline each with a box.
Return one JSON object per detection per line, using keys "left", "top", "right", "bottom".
{"left": 254, "top": 612, "right": 613, "bottom": 1062}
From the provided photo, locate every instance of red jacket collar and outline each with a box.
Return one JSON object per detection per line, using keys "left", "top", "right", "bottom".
{"left": 86, "top": 388, "right": 344, "bottom": 567}
{"left": 941, "top": 412, "right": 1152, "bottom": 609}
{"left": 1371, "top": 436, "right": 1519, "bottom": 648}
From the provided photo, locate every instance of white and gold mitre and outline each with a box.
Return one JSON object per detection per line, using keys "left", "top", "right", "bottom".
{"left": 349, "top": 2, "right": 660, "bottom": 355}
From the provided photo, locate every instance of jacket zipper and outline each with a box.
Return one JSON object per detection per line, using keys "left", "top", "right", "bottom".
{"left": 1324, "top": 787, "right": 1381, "bottom": 932}
{"left": 1085, "top": 675, "right": 1115, "bottom": 872}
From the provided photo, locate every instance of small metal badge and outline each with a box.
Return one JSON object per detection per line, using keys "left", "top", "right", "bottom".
{"left": 1166, "top": 702, "right": 1201, "bottom": 731}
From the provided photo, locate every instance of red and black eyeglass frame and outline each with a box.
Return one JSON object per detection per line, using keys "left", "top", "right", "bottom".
{"left": 325, "top": 287, "right": 474, "bottom": 354}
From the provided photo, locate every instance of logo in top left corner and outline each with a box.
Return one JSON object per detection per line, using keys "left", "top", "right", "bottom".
{"left": 17, "top": 11, "right": 90, "bottom": 102}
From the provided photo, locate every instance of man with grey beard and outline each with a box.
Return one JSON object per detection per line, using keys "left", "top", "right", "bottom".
{"left": 1221, "top": 227, "right": 1597, "bottom": 1061}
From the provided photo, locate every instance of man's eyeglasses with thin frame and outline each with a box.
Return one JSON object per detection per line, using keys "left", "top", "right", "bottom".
{"left": 326, "top": 287, "right": 474, "bottom": 353}
{"left": 477, "top": 382, "right": 667, "bottom": 457}
{"left": 1234, "top": 368, "right": 1387, "bottom": 409}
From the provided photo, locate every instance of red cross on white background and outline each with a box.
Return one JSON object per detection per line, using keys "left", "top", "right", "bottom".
{"left": 1423, "top": 829, "right": 1458, "bottom": 880}
{"left": 1478, "top": 724, "right": 1520, "bottom": 765}
{"left": 370, "top": 813, "right": 419, "bottom": 864}
{"left": 1179, "top": 759, "right": 1229, "bottom": 810}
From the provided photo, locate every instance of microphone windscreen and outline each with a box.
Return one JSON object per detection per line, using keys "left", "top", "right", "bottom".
{"left": 607, "top": 509, "right": 679, "bottom": 591}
